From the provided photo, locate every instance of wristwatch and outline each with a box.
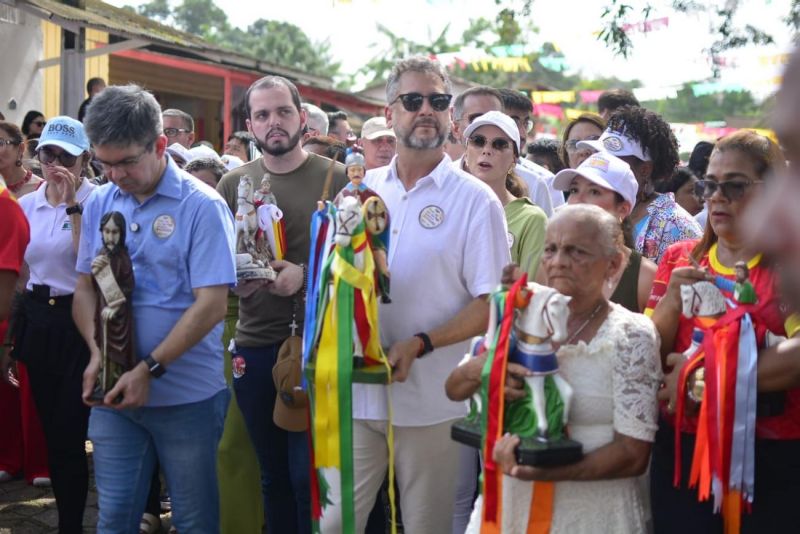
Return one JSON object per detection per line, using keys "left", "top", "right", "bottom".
{"left": 414, "top": 332, "right": 434, "bottom": 358}
{"left": 144, "top": 354, "right": 166, "bottom": 378}
{"left": 65, "top": 203, "right": 83, "bottom": 216}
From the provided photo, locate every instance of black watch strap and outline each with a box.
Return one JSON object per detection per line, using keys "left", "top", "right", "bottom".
{"left": 65, "top": 203, "right": 82, "bottom": 215}
{"left": 414, "top": 332, "right": 434, "bottom": 358}
{"left": 144, "top": 354, "right": 166, "bottom": 378}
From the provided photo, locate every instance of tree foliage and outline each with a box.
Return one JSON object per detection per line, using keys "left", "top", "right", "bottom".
{"left": 128, "top": 0, "right": 339, "bottom": 79}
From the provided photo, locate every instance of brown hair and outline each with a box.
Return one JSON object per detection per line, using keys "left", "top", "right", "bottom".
{"left": 506, "top": 170, "right": 529, "bottom": 198}
{"left": 0, "top": 121, "right": 24, "bottom": 144}
{"left": 559, "top": 113, "right": 606, "bottom": 168}
{"left": 691, "top": 130, "right": 786, "bottom": 262}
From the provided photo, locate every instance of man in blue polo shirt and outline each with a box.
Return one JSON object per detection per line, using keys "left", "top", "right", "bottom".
{"left": 72, "top": 84, "right": 236, "bottom": 533}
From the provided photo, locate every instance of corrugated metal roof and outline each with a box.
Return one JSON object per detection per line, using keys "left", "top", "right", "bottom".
{"left": 16, "top": 0, "right": 334, "bottom": 88}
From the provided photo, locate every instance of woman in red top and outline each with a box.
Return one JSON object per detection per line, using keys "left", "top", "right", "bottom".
{"left": 647, "top": 130, "right": 800, "bottom": 533}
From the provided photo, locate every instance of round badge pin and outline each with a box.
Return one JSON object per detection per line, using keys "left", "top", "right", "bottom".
{"left": 506, "top": 231, "right": 515, "bottom": 249}
{"left": 603, "top": 136, "right": 623, "bottom": 152}
{"left": 418, "top": 205, "right": 444, "bottom": 229}
{"left": 152, "top": 214, "right": 176, "bottom": 239}
{"left": 232, "top": 356, "right": 246, "bottom": 379}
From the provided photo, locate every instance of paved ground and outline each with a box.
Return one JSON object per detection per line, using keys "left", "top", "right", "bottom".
{"left": 0, "top": 443, "right": 172, "bottom": 533}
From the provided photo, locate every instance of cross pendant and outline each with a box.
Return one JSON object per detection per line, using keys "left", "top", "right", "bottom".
{"left": 289, "top": 319, "right": 299, "bottom": 336}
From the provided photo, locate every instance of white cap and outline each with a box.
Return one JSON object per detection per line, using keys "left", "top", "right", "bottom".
{"left": 166, "top": 143, "right": 190, "bottom": 164}
{"left": 462, "top": 111, "right": 520, "bottom": 155}
{"left": 553, "top": 151, "right": 639, "bottom": 211}
{"left": 187, "top": 144, "right": 220, "bottom": 162}
{"left": 578, "top": 128, "right": 651, "bottom": 162}
{"left": 220, "top": 154, "right": 244, "bottom": 171}
{"left": 361, "top": 117, "right": 395, "bottom": 140}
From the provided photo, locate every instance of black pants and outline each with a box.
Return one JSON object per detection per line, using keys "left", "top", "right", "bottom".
{"left": 651, "top": 418, "right": 800, "bottom": 534}
{"left": 13, "top": 293, "right": 90, "bottom": 534}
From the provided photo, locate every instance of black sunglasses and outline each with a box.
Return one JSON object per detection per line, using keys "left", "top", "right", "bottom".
{"left": 468, "top": 134, "right": 512, "bottom": 151}
{"left": 694, "top": 179, "right": 763, "bottom": 201}
{"left": 392, "top": 93, "right": 452, "bottom": 112}
{"left": 37, "top": 146, "right": 79, "bottom": 167}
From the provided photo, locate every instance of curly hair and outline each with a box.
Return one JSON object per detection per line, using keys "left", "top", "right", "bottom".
{"left": 605, "top": 105, "right": 679, "bottom": 183}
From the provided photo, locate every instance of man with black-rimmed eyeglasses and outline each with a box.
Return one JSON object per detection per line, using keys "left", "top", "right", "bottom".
{"left": 162, "top": 108, "right": 195, "bottom": 149}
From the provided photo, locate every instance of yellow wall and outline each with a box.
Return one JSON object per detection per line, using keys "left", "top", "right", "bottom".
{"left": 41, "top": 21, "right": 109, "bottom": 118}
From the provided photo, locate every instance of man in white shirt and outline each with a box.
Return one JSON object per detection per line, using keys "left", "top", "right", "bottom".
{"left": 320, "top": 57, "right": 510, "bottom": 534}
{"left": 498, "top": 88, "right": 565, "bottom": 213}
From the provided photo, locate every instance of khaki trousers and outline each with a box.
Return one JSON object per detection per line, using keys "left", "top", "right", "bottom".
{"left": 321, "top": 418, "right": 461, "bottom": 534}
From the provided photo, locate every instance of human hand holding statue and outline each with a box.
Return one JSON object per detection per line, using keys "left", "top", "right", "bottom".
{"left": 81, "top": 349, "right": 102, "bottom": 406}
{"left": 268, "top": 260, "right": 303, "bottom": 297}
{"left": 91, "top": 255, "right": 110, "bottom": 275}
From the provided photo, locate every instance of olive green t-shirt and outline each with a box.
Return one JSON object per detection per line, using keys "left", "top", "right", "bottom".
{"left": 217, "top": 152, "right": 347, "bottom": 346}
{"left": 505, "top": 197, "right": 547, "bottom": 277}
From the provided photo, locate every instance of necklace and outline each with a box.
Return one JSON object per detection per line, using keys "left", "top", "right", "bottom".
{"left": 7, "top": 169, "right": 32, "bottom": 195}
{"left": 565, "top": 301, "right": 606, "bottom": 345}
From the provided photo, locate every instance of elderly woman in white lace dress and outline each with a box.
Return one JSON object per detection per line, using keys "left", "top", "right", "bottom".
{"left": 490, "top": 204, "right": 663, "bottom": 533}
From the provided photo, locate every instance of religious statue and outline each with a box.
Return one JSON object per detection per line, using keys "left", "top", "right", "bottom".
{"left": 89, "top": 211, "right": 136, "bottom": 402}
{"left": 452, "top": 276, "right": 582, "bottom": 465}
{"left": 333, "top": 150, "right": 391, "bottom": 302}
{"left": 235, "top": 175, "right": 277, "bottom": 282}
{"left": 733, "top": 261, "right": 757, "bottom": 304}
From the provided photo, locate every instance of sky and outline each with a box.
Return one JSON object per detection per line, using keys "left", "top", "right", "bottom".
{"left": 109, "top": 0, "right": 795, "bottom": 96}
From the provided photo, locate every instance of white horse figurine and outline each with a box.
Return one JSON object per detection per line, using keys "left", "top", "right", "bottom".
{"left": 235, "top": 175, "right": 258, "bottom": 255}
{"left": 333, "top": 196, "right": 368, "bottom": 365}
{"left": 681, "top": 281, "right": 727, "bottom": 319}
{"left": 510, "top": 283, "right": 573, "bottom": 439}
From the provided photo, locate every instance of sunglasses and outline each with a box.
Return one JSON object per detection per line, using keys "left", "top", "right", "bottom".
{"left": 32, "top": 120, "right": 46, "bottom": 128}
{"left": 37, "top": 147, "right": 79, "bottom": 167}
{"left": 0, "top": 139, "right": 20, "bottom": 148}
{"left": 565, "top": 135, "right": 600, "bottom": 152}
{"left": 694, "top": 179, "right": 763, "bottom": 201}
{"left": 468, "top": 134, "right": 512, "bottom": 151}
{"left": 163, "top": 127, "right": 192, "bottom": 137}
{"left": 392, "top": 93, "right": 453, "bottom": 112}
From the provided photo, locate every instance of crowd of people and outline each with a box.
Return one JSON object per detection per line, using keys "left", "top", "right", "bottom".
{"left": 1, "top": 47, "right": 799, "bottom": 534}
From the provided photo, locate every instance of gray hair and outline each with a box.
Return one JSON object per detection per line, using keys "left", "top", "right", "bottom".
{"left": 550, "top": 204, "right": 624, "bottom": 259}
{"left": 84, "top": 84, "right": 162, "bottom": 149}
{"left": 302, "top": 103, "right": 329, "bottom": 135}
{"left": 184, "top": 157, "right": 227, "bottom": 183}
{"left": 386, "top": 56, "right": 452, "bottom": 104}
{"left": 453, "top": 86, "right": 503, "bottom": 120}
{"left": 162, "top": 108, "right": 194, "bottom": 132}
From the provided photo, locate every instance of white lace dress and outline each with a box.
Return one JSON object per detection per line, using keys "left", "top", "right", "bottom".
{"left": 466, "top": 303, "right": 662, "bottom": 534}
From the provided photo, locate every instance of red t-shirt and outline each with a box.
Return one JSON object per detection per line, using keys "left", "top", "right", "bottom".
{"left": 0, "top": 185, "right": 30, "bottom": 340}
{"left": 647, "top": 240, "right": 800, "bottom": 440}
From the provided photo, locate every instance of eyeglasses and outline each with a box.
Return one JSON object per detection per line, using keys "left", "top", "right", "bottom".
{"left": 510, "top": 115, "right": 535, "bottom": 133}
{"left": 468, "top": 134, "right": 512, "bottom": 151}
{"left": 392, "top": 93, "right": 453, "bottom": 112}
{"left": 96, "top": 147, "right": 150, "bottom": 173}
{"left": 37, "top": 147, "right": 80, "bottom": 167}
{"left": 163, "top": 127, "right": 192, "bottom": 137}
{"left": 565, "top": 135, "right": 600, "bottom": 152}
{"left": 694, "top": 179, "right": 763, "bottom": 201}
{"left": 0, "top": 139, "right": 20, "bottom": 148}
{"left": 32, "top": 120, "right": 46, "bottom": 128}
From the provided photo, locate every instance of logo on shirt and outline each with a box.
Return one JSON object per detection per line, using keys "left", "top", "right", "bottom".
{"left": 152, "top": 214, "right": 175, "bottom": 239}
{"left": 418, "top": 205, "right": 444, "bottom": 229}
{"left": 61, "top": 219, "right": 72, "bottom": 231}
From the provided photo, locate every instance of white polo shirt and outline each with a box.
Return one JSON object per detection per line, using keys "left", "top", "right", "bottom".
{"left": 353, "top": 154, "right": 510, "bottom": 426}
{"left": 516, "top": 157, "right": 565, "bottom": 216}
{"left": 19, "top": 179, "right": 96, "bottom": 296}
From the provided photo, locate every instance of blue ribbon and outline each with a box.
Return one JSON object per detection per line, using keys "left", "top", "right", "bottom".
{"left": 302, "top": 205, "right": 330, "bottom": 389}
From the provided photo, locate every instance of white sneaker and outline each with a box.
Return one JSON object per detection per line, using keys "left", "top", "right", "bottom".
{"left": 32, "top": 477, "right": 51, "bottom": 487}
{"left": 0, "top": 471, "right": 12, "bottom": 482}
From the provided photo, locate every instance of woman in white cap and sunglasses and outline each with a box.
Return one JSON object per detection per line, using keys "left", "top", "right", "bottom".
{"left": 3, "top": 116, "right": 96, "bottom": 533}
{"left": 461, "top": 111, "right": 548, "bottom": 275}
{"left": 552, "top": 151, "right": 657, "bottom": 313}
{"left": 448, "top": 110, "right": 547, "bottom": 533}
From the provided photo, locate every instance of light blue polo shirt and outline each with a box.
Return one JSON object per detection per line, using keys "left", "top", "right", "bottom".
{"left": 77, "top": 156, "right": 236, "bottom": 407}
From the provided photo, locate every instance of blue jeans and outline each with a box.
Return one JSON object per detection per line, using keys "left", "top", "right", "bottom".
{"left": 232, "top": 343, "right": 311, "bottom": 534}
{"left": 88, "top": 388, "right": 229, "bottom": 534}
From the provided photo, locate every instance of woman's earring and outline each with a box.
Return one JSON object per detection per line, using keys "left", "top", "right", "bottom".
{"left": 606, "top": 278, "right": 614, "bottom": 290}
{"left": 15, "top": 159, "right": 22, "bottom": 167}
